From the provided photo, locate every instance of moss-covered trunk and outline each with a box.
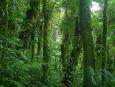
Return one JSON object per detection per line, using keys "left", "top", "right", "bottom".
{"left": 79, "top": 0, "right": 96, "bottom": 87}
{"left": 62, "top": 17, "right": 81, "bottom": 87}
{"left": 42, "top": 0, "right": 49, "bottom": 86}
{"left": 0, "top": 0, "right": 9, "bottom": 83}
{"left": 101, "top": 0, "right": 108, "bottom": 86}
{"left": 19, "top": 0, "right": 39, "bottom": 60}
{"left": 0, "top": 0, "right": 9, "bottom": 63}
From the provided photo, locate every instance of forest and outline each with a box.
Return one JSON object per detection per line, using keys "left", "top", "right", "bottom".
{"left": 0, "top": 0, "right": 115, "bottom": 87}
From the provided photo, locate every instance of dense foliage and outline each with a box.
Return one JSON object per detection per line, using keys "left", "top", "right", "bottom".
{"left": 0, "top": 0, "right": 115, "bottom": 87}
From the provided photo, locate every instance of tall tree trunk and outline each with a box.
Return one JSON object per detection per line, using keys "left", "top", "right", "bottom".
{"left": 0, "top": 0, "right": 9, "bottom": 62}
{"left": 42, "top": 0, "right": 49, "bottom": 86}
{"left": 101, "top": 0, "right": 108, "bottom": 86}
{"left": 61, "top": 33, "right": 70, "bottom": 72}
{"left": 0, "top": 0, "right": 9, "bottom": 83}
{"left": 61, "top": 0, "right": 72, "bottom": 72}
{"left": 37, "top": 0, "right": 43, "bottom": 56}
{"left": 62, "top": 17, "right": 81, "bottom": 87}
{"left": 37, "top": 19, "right": 43, "bottom": 55}
{"left": 19, "top": 0, "right": 38, "bottom": 48}
{"left": 19, "top": 0, "right": 39, "bottom": 60}
{"left": 79, "top": 0, "right": 96, "bottom": 87}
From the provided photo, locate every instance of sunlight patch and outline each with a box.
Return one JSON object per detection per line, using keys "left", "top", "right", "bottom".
{"left": 91, "top": 1, "right": 100, "bottom": 12}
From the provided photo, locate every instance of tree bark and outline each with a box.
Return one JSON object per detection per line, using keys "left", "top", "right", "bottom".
{"left": 19, "top": 0, "right": 39, "bottom": 49}
{"left": 42, "top": 0, "right": 49, "bottom": 86}
{"left": 101, "top": 0, "right": 108, "bottom": 86}
{"left": 79, "top": 0, "right": 96, "bottom": 87}
{"left": 62, "top": 17, "right": 81, "bottom": 87}
{"left": 19, "top": 0, "right": 39, "bottom": 60}
{"left": 0, "top": 0, "right": 9, "bottom": 62}
{"left": 0, "top": 0, "right": 9, "bottom": 83}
